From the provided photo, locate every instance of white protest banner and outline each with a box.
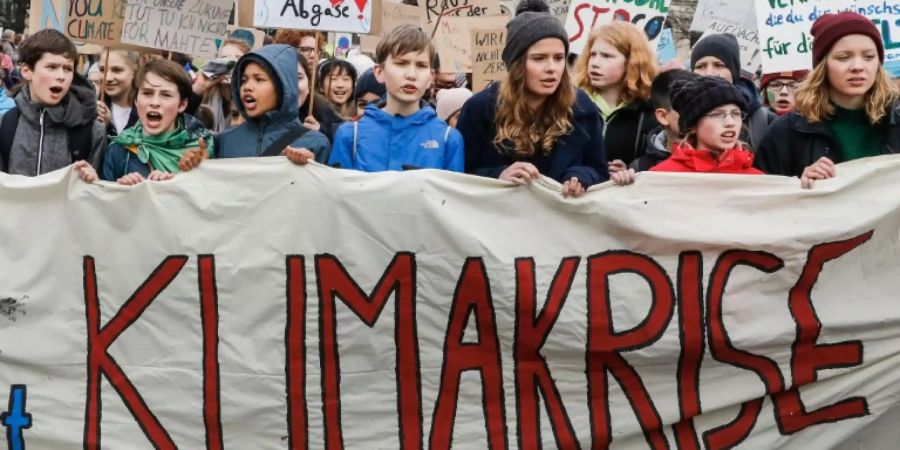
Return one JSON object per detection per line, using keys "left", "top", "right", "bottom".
{"left": 546, "top": 0, "right": 570, "bottom": 23}
{"left": 756, "top": 0, "right": 900, "bottom": 75}
{"left": 564, "top": 0, "right": 670, "bottom": 54}
{"left": 471, "top": 27, "right": 506, "bottom": 91}
{"left": 4, "top": 158, "right": 900, "bottom": 448}
{"left": 120, "top": 0, "right": 233, "bottom": 58}
{"left": 254, "top": 0, "right": 373, "bottom": 33}
{"left": 434, "top": 15, "right": 507, "bottom": 73}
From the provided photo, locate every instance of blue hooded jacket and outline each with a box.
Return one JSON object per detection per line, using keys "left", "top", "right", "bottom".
{"left": 216, "top": 44, "right": 330, "bottom": 161}
{"left": 328, "top": 103, "right": 464, "bottom": 172}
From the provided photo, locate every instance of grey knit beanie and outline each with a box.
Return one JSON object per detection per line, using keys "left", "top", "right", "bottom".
{"left": 502, "top": 0, "right": 569, "bottom": 67}
{"left": 690, "top": 33, "right": 741, "bottom": 83}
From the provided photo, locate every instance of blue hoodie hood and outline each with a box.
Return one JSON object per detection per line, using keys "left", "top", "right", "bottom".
{"left": 0, "top": 86, "right": 14, "bottom": 114}
{"left": 736, "top": 77, "right": 763, "bottom": 114}
{"left": 232, "top": 44, "right": 299, "bottom": 126}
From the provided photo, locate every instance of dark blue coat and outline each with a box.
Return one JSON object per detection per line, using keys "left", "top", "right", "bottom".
{"left": 457, "top": 83, "right": 608, "bottom": 187}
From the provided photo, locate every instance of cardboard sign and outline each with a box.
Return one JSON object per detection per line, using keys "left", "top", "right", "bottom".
{"left": 471, "top": 27, "right": 506, "bottom": 92}
{"left": 421, "top": 0, "right": 504, "bottom": 24}
{"left": 359, "top": 33, "right": 381, "bottom": 54}
{"left": 120, "top": 0, "right": 234, "bottom": 58}
{"left": 235, "top": 0, "right": 255, "bottom": 27}
{"left": 564, "top": 0, "right": 671, "bottom": 54}
{"left": 434, "top": 15, "right": 507, "bottom": 73}
{"left": 374, "top": 1, "right": 426, "bottom": 35}
{"left": 64, "top": 0, "right": 124, "bottom": 46}
{"left": 253, "top": 0, "right": 373, "bottom": 33}
{"left": 226, "top": 25, "right": 265, "bottom": 49}
{"left": 546, "top": 0, "right": 570, "bottom": 23}
{"left": 28, "top": 0, "right": 104, "bottom": 53}
{"left": 690, "top": 0, "right": 760, "bottom": 74}
{"left": 4, "top": 159, "right": 900, "bottom": 448}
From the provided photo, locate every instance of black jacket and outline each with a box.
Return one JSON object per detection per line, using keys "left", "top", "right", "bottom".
{"left": 602, "top": 97, "right": 658, "bottom": 165}
{"left": 458, "top": 83, "right": 609, "bottom": 188}
{"left": 103, "top": 97, "right": 139, "bottom": 137}
{"left": 300, "top": 94, "right": 343, "bottom": 144}
{"left": 754, "top": 103, "right": 900, "bottom": 176}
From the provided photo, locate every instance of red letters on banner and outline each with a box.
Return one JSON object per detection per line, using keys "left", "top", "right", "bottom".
{"left": 81, "top": 231, "right": 874, "bottom": 448}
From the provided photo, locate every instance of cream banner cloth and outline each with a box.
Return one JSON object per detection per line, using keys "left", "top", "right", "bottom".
{"left": 0, "top": 157, "right": 899, "bottom": 449}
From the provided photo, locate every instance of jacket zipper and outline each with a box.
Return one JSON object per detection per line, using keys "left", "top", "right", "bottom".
{"left": 37, "top": 109, "right": 45, "bottom": 176}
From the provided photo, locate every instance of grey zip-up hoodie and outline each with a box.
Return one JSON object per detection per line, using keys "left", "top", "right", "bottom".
{"left": 6, "top": 72, "right": 106, "bottom": 176}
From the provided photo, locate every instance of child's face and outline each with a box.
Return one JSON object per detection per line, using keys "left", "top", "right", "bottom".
{"left": 375, "top": 50, "right": 433, "bottom": 107}
{"left": 100, "top": 51, "right": 136, "bottom": 102}
{"left": 524, "top": 38, "right": 566, "bottom": 99}
{"left": 22, "top": 52, "right": 74, "bottom": 106}
{"left": 654, "top": 107, "right": 681, "bottom": 136}
{"left": 587, "top": 38, "right": 627, "bottom": 91}
{"left": 356, "top": 92, "right": 381, "bottom": 116}
{"left": 297, "top": 63, "right": 309, "bottom": 107}
{"left": 694, "top": 104, "right": 743, "bottom": 152}
{"left": 326, "top": 70, "right": 353, "bottom": 106}
{"left": 765, "top": 77, "right": 798, "bottom": 115}
{"left": 240, "top": 62, "right": 278, "bottom": 118}
{"left": 136, "top": 71, "right": 187, "bottom": 135}
{"left": 218, "top": 44, "right": 246, "bottom": 59}
{"left": 693, "top": 56, "right": 733, "bottom": 84}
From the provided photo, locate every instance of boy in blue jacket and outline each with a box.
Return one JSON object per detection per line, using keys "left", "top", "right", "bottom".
{"left": 286, "top": 25, "right": 464, "bottom": 171}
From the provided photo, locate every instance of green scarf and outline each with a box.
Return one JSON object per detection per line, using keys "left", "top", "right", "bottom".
{"left": 112, "top": 116, "right": 213, "bottom": 173}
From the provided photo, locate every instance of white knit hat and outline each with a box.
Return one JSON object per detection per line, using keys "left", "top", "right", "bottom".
{"left": 436, "top": 88, "right": 473, "bottom": 121}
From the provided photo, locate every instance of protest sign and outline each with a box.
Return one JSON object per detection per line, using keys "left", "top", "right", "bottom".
{"left": 421, "top": 0, "right": 504, "bottom": 25}
{"left": 564, "top": 0, "right": 671, "bottom": 54}
{"left": 373, "top": 1, "right": 425, "bottom": 35}
{"left": 119, "top": 0, "right": 233, "bottom": 58}
{"left": 64, "top": 0, "right": 124, "bottom": 45}
{"left": 235, "top": 0, "right": 255, "bottom": 27}
{"left": 226, "top": 25, "right": 265, "bottom": 49}
{"left": 690, "top": 0, "right": 760, "bottom": 74}
{"left": 546, "top": 0, "right": 570, "bottom": 23}
{"left": 360, "top": 33, "right": 381, "bottom": 53}
{"left": 253, "top": 0, "right": 373, "bottom": 33}
{"left": 434, "top": 15, "right": 507, "bottom": 73}
{"left": 656, "top": 28, "right": 676, "bottom": 64}
{"left": 4, "top": 158, "right": 900, "bottom": 448}
{"left": 756, "top": 0, "right": 900, "bottom": 75}
{"left": 698, "top": 28, "right": 761, "bottom": 76}
{"left": 29, "top": 0, "right": 104, "bottom": 53}
{"left": 471, "top": 27, "right": 506, "bottom": 91}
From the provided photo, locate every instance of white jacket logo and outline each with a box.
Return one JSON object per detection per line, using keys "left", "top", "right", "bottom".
{"left": 420, "top": 140, "right": 440, "bottom": 149}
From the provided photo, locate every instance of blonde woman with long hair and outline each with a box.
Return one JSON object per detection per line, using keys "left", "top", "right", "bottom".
{"left": 756, "top": 12, "right": 900, "bottom": 188}
{"left": 457, "top": 0, "right": 607, "bottom": 198}
{"left": 574, "top": 22, "right": 658, "bottom": 172}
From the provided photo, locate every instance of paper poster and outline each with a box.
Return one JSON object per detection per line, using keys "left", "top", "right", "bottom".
{"left": 254, "top": 0, "right": 374, "bottom": 33}
{"left": 434, "top": 15, "right": 507, "bottom": 73}
{"left": 471, "top": 27, "right": 506, "bottom": 91}
{"left": 564, "top": 0, "right": 671, "bottom": 54}
{"left": 120, "top": 0, "right": 234, "bottom": 57}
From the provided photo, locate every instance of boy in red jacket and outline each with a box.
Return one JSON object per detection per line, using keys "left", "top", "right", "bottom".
{"left": 612, "top": 76, "right": 761, "bottom": 184}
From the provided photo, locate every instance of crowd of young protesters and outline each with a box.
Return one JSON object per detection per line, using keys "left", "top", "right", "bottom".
{"left": 1, "top": 2, "right": 896, "bottom": 196}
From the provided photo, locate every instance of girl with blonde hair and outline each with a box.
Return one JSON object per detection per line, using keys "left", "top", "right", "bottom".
{"left": 756, "top": 12, "right": 900, "bottom": 188}
{"left": 457, "top": 0, "right": 607, "bottom": 198}
{"left": 574, "top": 22, "right": 658, "bottom": 172}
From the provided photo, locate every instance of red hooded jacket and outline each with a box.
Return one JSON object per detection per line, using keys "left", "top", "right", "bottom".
{"left": 650, "top": 142, "right": 763, "bottom": 174}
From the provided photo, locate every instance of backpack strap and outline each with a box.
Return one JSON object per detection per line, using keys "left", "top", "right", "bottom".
{"left": 353, "top": 121, "right": 359, "bottom": 165}
{"left": 443, "top": 125, "right": 451, "bottom": 144}
{"left": 260, "top": 122, "right": 309, "bottom": 157}
{"left": 0, "top": 107, "right": 20, "bottom": 172}
{"left": 67, "top": 120, "right": 93, "bottom": 163}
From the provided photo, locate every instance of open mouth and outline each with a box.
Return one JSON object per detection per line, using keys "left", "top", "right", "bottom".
{"left": 401, "top": 84, "right": 417, "bottom": 94}
{"left": 49, "top": 86, "right": 63, "bottom": 95}
{"left": 144, "top": 111, "right": 163, "bottom": 127}
{"left": 243, "top": 95, "right": 258, "bottom": 110}
{"left": 540, "top": 78, "right": 558, "bottom": 87}
{"left": 720, "top": 131, "right": 737, "bottom": 141}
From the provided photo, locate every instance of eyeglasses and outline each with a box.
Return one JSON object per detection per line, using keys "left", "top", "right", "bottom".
{"left": 767, "top": 81, "right": 798, "bottom": 92}
{"left": 704, "top": 110, "right": 746, "bottom": 122}
{"left": 299, "top": 47, "right": 316, "bottom": 55}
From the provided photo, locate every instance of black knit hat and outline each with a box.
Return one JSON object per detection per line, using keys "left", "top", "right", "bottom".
{"left": 355, "top": 68, "right": 385, "bottom": 98}
{"left": 502, "top": 0, "right": 569, "bottom": 67}
{"left": 671, "top": 76, "right": 747, "bottom": 131}
{"left": 690, "top": 33, "right": 741, "bottom": 83}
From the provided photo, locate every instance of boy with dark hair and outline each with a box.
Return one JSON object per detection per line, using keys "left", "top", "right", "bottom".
{"left": 0, "top": 29, "right": 106, "bottom": 176}
{"left": 287, "top": 25, "right": 464, "bottom": 171}
{"left": 631, "top": 69, "right": 699, "bottom": 172}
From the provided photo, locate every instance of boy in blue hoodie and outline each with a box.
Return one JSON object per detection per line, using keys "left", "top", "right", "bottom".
{"left": 212, "top": 44, "right": 330, "bottom": 161}
{"left": 287, "top": 25, "right": 463, "bottom": 171}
